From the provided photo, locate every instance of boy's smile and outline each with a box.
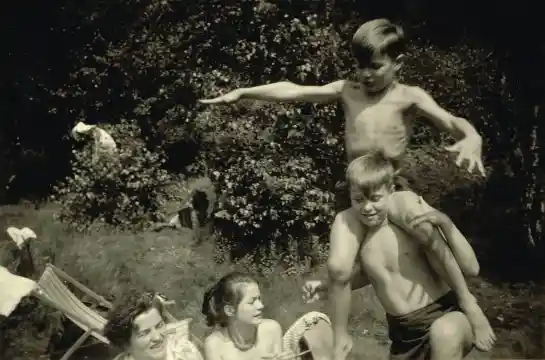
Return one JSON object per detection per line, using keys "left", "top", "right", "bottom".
{"left": 349, "top": 184, "right": 393, "bottom": 227}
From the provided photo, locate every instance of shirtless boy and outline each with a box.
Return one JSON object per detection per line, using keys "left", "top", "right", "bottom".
{"left": 199, "top": 18, "right": 487, "bottom": 360}
{"left": 302, "top": 153, "right": 496, "bottom": 360}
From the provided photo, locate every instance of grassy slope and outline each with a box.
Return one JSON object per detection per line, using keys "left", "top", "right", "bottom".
{"left": 0, "top": 204, "right": 541, "bottom": 359}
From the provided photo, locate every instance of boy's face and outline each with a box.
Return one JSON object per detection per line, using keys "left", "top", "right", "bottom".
{"left": 355, "top": 53, "right": 400, "bottom": 94}
{"left": 349, "top": 183, "right": 394, "bottom": 227}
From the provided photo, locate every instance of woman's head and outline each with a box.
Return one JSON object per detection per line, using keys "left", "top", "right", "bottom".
{"left": 201, "top": 272, "right": 263, "bottom": 327}
{"left": 104, "top": 291, "right": 168, "bottom": 359}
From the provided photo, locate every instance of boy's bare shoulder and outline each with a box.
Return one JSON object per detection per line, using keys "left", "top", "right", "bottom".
{"left": 399, "top": 84, "right": 433, "bottom": 102}
{"left": 335, "top": 208, "right": 357, "bottom": 223}
{"left": 333, "top": 209, "right": 366, "bottom": 233}
{"left": 341, "top": 80, "right": 363, "bottom": 93}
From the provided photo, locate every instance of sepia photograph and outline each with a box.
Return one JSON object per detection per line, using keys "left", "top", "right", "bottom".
{"left": 0, "top": 0, "right": 544, "bottom": 359}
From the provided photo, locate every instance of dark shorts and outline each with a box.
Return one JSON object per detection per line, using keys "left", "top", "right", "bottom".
{"left": 334, "top": 172, "right": 412, "bottom": 212}
{"left": 386, "top": 291, "right": 462, "bottom": 360}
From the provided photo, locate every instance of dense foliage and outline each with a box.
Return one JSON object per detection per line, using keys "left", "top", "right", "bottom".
{"left": 2, "top": 0, "right": 545, "bottom": 269}
{"left": 51, "top": 120, "right": 187, "bottom": 231}
{"left": 44, "top": 0, "right": 496, "bottom": 261}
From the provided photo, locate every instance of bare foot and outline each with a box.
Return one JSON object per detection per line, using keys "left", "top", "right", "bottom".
{"left": 462, "top": 302, "right": 497, "bottom": 351}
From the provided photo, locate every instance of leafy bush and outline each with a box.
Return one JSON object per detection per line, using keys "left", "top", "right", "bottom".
{"left": 52, "top": 120, "right": 186, "bottom": 231}
{"left": 49, "top": 0, "right": 501, "bottom": 255}
{"left": 212, "top": 153, "right": 335, "bottom": 260}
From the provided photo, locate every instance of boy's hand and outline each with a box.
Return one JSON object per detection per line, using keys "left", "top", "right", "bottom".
{"left": 459, "top": 298, "right": 497, "bottom": 352}
{"left": 445, "top": 136, "right": 486, "bottom": 177}
{"left": 198, "top": 90, "right": 242, "bottom": 105}
{"left": 301, "top": 280, "right": 327, "bottom": 303}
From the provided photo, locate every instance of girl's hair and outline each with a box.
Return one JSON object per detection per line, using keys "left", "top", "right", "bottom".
{"left": 351, "top": 18, "right": 405, "bottom": 66}
{"left": 103, "top": 290, "right": 166, "bottom": 349}
{"left": 201, "top": 272, "right": 257, "bottom": 327}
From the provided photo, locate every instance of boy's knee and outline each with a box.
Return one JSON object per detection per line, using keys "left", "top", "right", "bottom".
{"left": 430, "top": 312, "right": 471, "bottom": 350}
{"left": 327, "top": 260, "right": 352, "bottom": 283}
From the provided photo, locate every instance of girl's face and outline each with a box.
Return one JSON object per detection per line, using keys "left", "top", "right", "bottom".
{"left": 130, "top": 308, "right": 167, "bottom": 359}
{"left": 233, "top": 282, "right": 264, "bottom": 325}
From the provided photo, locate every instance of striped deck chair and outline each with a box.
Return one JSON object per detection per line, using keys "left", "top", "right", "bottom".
{"left": 281, "top": 311, "right": 333, "bottom": 360}
{"left": 34, "top": 264, "right": 197, "bottom": 360}
{"left": 34, "top": 263, "right": 113, "bottom": 360}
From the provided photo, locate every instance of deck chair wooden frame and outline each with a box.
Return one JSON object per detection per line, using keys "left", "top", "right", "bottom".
{"left": 34, "top": 263, "right": 114, "bottom": 360}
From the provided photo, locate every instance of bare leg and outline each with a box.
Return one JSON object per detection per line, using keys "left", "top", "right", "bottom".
{"left": 327, "top": 211, "right": 365, "bottom": 360}
{"left": 429, "top": 311, "right": 474, "bottom": 360}
{"left": 425, "top": 251, "right": 495, "bottom": 352}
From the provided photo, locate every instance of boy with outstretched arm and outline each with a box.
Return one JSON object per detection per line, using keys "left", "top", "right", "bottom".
{"left": 199, "top": 18, "right": 487, "bottom": 360}
{"left": 302, "top": 153, "right": 496, "bottom": 360}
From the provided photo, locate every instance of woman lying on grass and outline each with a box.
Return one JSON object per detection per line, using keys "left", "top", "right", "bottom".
{"left": 202, "top": 272, "right": 332, "bottom": 360}
{"left": 104, "top": 290, "right": 203, "bottom": 360}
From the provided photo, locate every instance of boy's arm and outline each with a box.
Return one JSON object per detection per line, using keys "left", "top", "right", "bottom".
{"left": 419, "top": 223, "right": 477, "bottom": 304}
{"left": 409, "top": 86, "right": 485, "bottom": 176}
{"left": 317, "top": 259, "right": 370, "bottom": 294}
{"left": 393, "top": 191, "right": 477, "bottom": 306}
{"left": 389, "top": 191, "right": 479, "bottom": 277}
{"left": 409, "top": 86, "right": 480, "bottom": 141}
{"left": 199, "top": 80, "right": 345, "bottom": 104}
{"left": 347, "top": 259, "right": 370, "bottom": 290}
{"left": 410, "top": 208, "right": 480, "bottom": 277}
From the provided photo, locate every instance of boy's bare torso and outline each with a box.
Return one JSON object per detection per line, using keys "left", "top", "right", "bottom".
{"left": 343, "top": 207, "right": 450, "bottom": 316}
{"left": 341, "top": 81, "right": 416, "bottom": 164}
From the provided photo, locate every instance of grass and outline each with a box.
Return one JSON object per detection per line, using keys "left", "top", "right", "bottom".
{"left": 1, "top": 203, "right": 543, "bottom": 360}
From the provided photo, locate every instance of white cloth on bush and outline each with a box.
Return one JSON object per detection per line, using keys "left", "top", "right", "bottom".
{"left": 71, "top": 121, "right": 117, "bottom": 154}
{"left": 0, "top": 265, "right": 37, "bottom": 316}
{"left": 6, "top": 226, "right": 37, "bottom": 250}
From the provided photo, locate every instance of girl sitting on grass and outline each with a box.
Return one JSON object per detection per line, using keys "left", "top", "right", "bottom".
{"left": 104, "top": 290, "right": 203, "bottom": 360}
{"left": 202, "top": 272, "right": 332, "bottom": 360}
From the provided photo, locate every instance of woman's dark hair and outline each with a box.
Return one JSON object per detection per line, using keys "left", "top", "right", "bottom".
{"left": 103, "top": 290, "right": 166, "bottom": 349}
{"left": 201, "top": 272, "right": 257, "bottom": 327}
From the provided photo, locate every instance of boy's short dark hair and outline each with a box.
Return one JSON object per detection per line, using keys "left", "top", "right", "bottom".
{"left": 351, "top": 18, "right": 405, "bottom": 66}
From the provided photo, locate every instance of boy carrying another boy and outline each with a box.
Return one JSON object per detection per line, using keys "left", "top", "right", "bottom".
{"left": 199, "top": 18, "right": 489, "bottom": 360}
{"left": 302, "top": 152, "right": 496, "bottom": 360}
